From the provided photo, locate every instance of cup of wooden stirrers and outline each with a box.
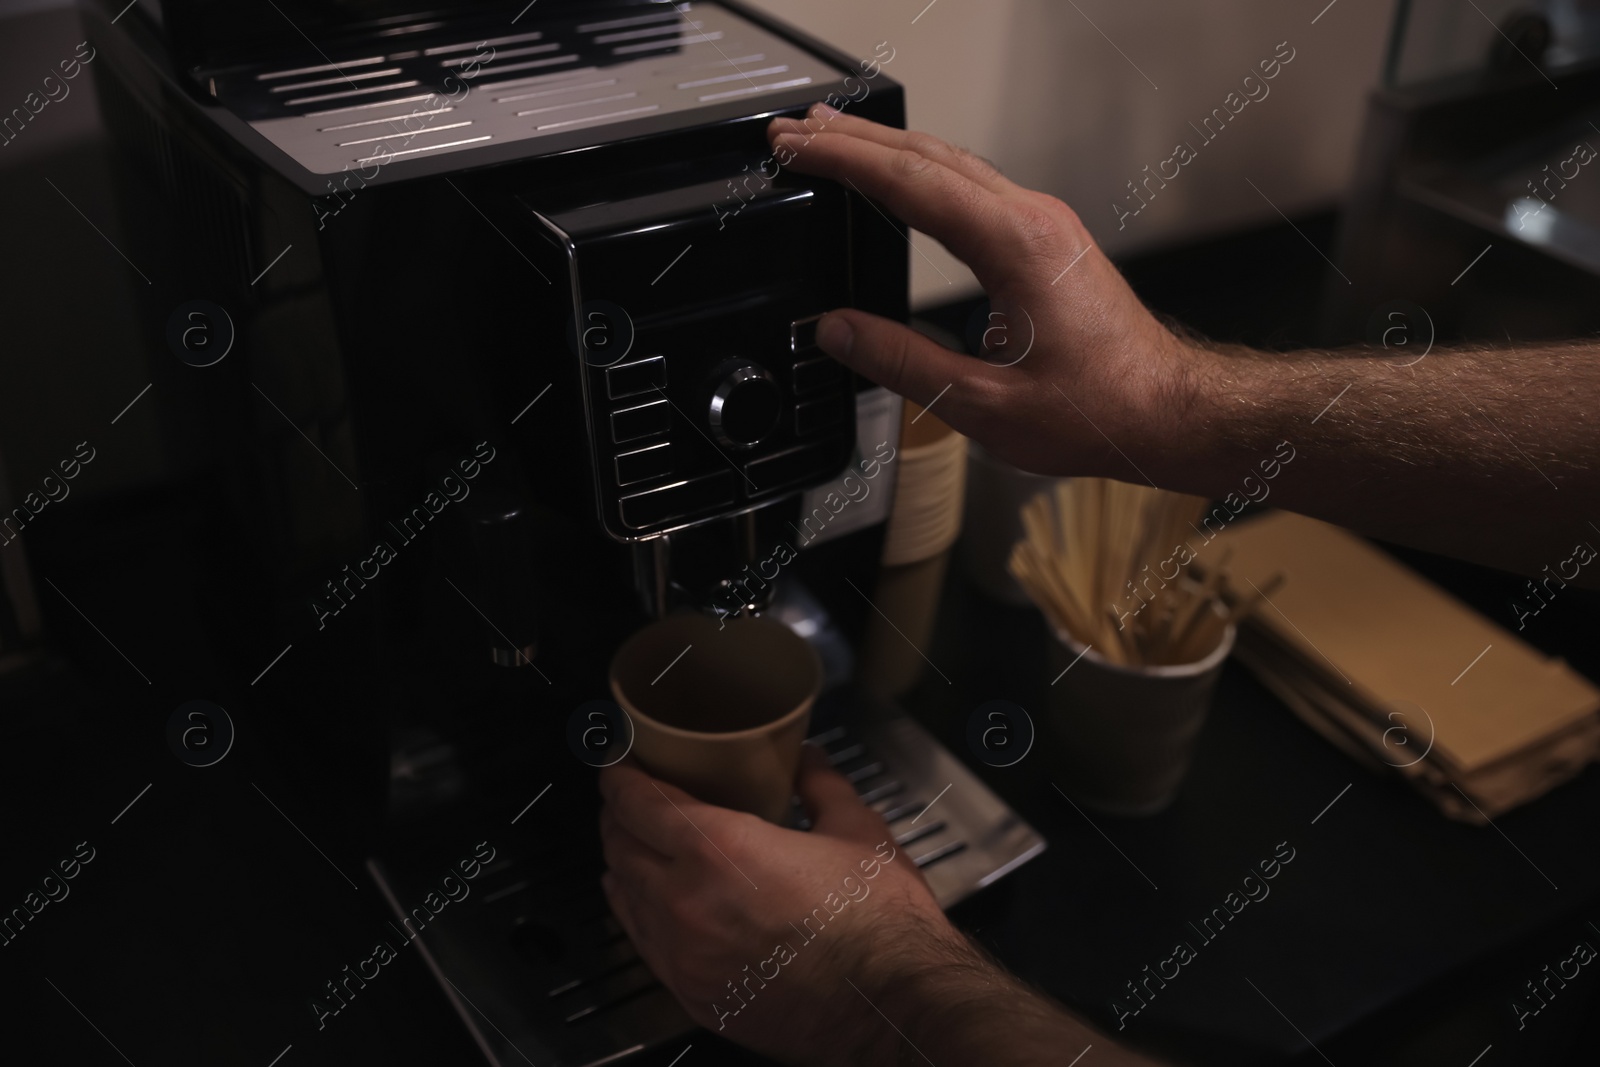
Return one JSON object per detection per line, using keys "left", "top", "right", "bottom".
{"left": 1007, "top": 479, "right": 1284, "bottom": 815}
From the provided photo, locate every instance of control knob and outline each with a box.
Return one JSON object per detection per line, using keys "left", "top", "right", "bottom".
{"left": 707, "top": 360, "right": 782, "bottom": 448}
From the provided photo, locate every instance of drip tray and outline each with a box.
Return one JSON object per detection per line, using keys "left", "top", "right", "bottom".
{"left": 368, "top": 698, "right": 1045, "bottom": 1067}
{"left": 803, "top": 715, "right": 1047, "bottom": 910}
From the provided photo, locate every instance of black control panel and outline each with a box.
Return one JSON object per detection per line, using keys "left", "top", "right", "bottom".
{"left": 524, "top": 166, "right": 860, "bottom": 541}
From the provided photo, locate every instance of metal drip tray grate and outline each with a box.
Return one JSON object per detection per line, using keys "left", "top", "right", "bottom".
{"left": 803, "top": 718, "right": 1046, "bottom": 910}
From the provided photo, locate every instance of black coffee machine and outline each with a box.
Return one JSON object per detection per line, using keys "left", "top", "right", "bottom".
{"left": 87, "top": 2, "right": 1042, "bottom": 1062}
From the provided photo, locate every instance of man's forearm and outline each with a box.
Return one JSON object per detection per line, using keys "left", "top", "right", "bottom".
{"left": 1148, "top": 339, "right": 1600, "bottom": 585}
{"left": 857, "top": 917, "right": 1165, "bottom": 1066}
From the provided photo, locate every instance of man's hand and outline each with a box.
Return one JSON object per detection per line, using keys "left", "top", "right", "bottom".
{"left": 768, "top": 105, "right": 1198, "bottom": 480}
{"left": 600, "top": 748, "right": 1166, "bottom": 1066}
{"left": 598, "top": 746, "right": 957, "bottom": 1064}
{"left": 769, "top": 106, "right": 1600, "bottom": 584}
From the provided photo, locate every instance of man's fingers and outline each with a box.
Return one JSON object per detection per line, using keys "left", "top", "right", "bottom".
{"left": 796, "top": 743, "right": 893, "bottom": 846}
{"left": 601, "top": 870, "right": 648, "bottom": 955}
{"left": 770, "top": 129, "right": 1046, "bottom": 289}
{"left": 814, "top": 309, "right": 994, "bottom": 430}
{"left": 599, "top": 761, "right": 715, "bottom": 859}
{"left": 769, "top": 107, "right": 1015, "bottom": 194}
{"left": 599, "top": 803, "right": 672, "bottom": 870}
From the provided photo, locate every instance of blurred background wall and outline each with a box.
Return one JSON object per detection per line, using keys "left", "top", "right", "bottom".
{"left": 0, "top": 0, "right": 158, "bottom": 500}
{"left": 743, "top": 0, "right": 1397, "bottom": 305}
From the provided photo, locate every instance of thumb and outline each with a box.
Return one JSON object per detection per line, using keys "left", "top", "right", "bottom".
{"left": 815, "top": 309, "right": 991, "bottom": 422}
{"left": 795, "top": 743, "right": 892, "bottom": 846}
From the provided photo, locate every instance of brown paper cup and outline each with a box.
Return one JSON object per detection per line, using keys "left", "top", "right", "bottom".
{"left": 1047, "top": 618, "right": 1235, "bottom": 816}
{"left": 857, "top": 549, "right": 950, "bottom": 698}
{"left": 609, "top": 613, "right": 821, "bottom": 824}
{"left": 882, "top": 403, "right": 967, "bottom": 568}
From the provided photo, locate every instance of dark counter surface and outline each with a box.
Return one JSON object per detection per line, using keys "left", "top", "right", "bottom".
{"left": 908, "top": 543, "right": 1600, "bottom": 1066}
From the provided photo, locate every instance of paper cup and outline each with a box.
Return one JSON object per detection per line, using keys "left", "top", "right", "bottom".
{"left": 882, "top": 403, "right": 967, "bottom": 567}
{"left": 857, "top": 549, "right": 951, "bottom": 697}
{"left": 1047, "top": 616, "right": 1235, "bottom": 816}
{"left": 609, "top": 613, "right": 821, "bottom": 824}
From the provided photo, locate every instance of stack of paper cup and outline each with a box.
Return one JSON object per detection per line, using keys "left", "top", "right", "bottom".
{"left": 881, "top": 402, "right": 967, "bottom": 567}
{"left": 859, "top": 401, "right": 967, "bottom": 696}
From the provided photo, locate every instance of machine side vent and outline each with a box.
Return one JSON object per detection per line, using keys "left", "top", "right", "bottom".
{"left": 98, "top": 71, "right": 255, "bottom": 295}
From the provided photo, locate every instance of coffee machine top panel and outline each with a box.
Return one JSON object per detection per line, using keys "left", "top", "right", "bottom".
{"left": 198, "top": 2, "right": 844, "bottom": 176}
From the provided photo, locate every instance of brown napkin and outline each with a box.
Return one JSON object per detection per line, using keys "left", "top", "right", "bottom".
{"left": 1212, "top": 511, "right": 1600, "bottom": 821}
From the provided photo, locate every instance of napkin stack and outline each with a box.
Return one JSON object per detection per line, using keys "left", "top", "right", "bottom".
{"left": 1211, "top": 512, "right": 1600, "bottom": 823}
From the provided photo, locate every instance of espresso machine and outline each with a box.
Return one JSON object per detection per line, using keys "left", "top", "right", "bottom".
{"left": 86, "top": 1, "right": 1043, "bottom": 1062}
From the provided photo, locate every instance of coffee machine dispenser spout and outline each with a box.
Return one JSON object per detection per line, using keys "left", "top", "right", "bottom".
{"left": 631, "top": 509, "right": 778, "bottom": 622}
